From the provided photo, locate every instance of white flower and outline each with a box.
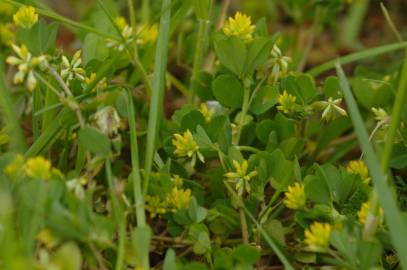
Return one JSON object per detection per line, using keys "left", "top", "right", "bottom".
{"left": 93, "top": 106, "right": 121, "bottom": 137}
{"left": 60, "top": 50, "right": 85, "bottom": 83}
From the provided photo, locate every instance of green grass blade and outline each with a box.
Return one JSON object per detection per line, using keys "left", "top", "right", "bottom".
{"left": 308, "top": 41, "right": 407, "bottom": 76}
{"left": 336, "top": 63, "right": 407, "bottom": 269}
{"left": 143, "top": 0, "right": 172, "bottom": 193}
{"left": 0, "top": 62, "right": 26, "bottom": 153}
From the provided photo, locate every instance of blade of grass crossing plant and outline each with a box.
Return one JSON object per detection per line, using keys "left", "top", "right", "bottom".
{"left": 144, "top": 0, "right": 172, "bottom": 193}
{"left": 126, "top": 90, "right": 146, "bottom": 227}
{"left": 308, "top": 41, "right": 407, "bottom": 76}
{"left": 336, "top": 63, "right": 407, "bottom": 269}
{"left": 224, "top": 183, "right": 294, "bottom": 270}
{"left": 0, "top": 64, "right": 26, "bottom": 152}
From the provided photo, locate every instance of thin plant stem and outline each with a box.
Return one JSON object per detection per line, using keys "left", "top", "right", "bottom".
{"left": 47, "top": 67, "right": 85, "bottom": 128}
{"left": 239, "top": 207, "right": 249, "bottom": 244}
{"left": 125, "top": 90, "right": 147, "bottom": 227}
{"left": 105, "top": 159, "right": 126, "bottom": 270}
{"left": 234, "top": 79, "right": 251, "bottom": 144}
{"left": 190, "top": 1, "right": 212, "bottom": 104}
{"left": 144, "top": 0, "right": 172, "bottom": 193}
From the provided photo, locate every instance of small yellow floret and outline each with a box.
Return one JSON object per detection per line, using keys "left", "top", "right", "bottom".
{"left": 284, "top": 183, "right": 306, "bottom": 210}
{"left": 304, "top": 222, "right": 332, "bottom": 252}
{"left": 347, "top": 160, "right": 370, "bottom": 184}
{"left": 13, "top": 6, "right": 38, "bottom": 29}
{"left": 222, "top": 12, "right": 255, "bottom": 43}
{"left": 277, "top": 91, "right": 297, "bottom": 114}
{"left": 24, "top": 156, "right": 52, "bottom": 180}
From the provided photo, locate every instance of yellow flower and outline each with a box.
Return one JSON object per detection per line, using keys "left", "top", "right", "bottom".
{"left": 357, "top": 201, "right": 383, "bottom": 226}
{"left": 13, "top": 6, "right": 38, "bottom": 29}
{"left": 0, "top": 24, "right": 13, "bottom": 46}
{"left": 222, "top": 12, "right": 256, "bottom": 43}
{"left": 304, "top": 222, "right": 332, "bottom": 252}
{"left": 166, "top": 187, "right": 191, "bottom": 211}
{"left": 4, "top": 154, "right": 25, "bottom": 177}
{"left": 171, "top": 175, "right": 184, "bottom": 187}
{"left": 199, "top": 103, "right": 215, "bottom": 122}
{"left": 137, "top": 24, "right": 158, "bottom": 45}
{"left": 172, "top": 130, "right": 204, "bottom": 163}
{"left": 145, "top": 195, "right": 167, "bottom": 218}
{"left": 6, "top": 44, "right": 47, "bottom": 91}
{"left": 37, "top": 228, "right": 59, "bottom": 249}
{"left": 277, "top": 91, "right": 297, "bottom": 114}
{"left": 84, "top": 72, "right": 107, "bottom": 90}
{"left": 347, "top": 160, "right": 370, "bottom": 184}
{"left": 114, "top": 16, "right": 127, "bottom": 31}
{"left": 24, "top": 156, "right": 52, "bottom": 180}
{"left": 225, "top": 160, "right": 257, "bottom": 196}
{"left": 284, "top": 183, "right": 306, "bottom": 210}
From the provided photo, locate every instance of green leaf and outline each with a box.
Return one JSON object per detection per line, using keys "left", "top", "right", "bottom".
{"left": 212, "top": 74, "right": 243, "bottom": 109}
{"left": 304, "top": 174, "right": 331, "bottom": 204}
{"left": 244, "top": 37, "right": 274, "bottom": 74}
{"left": 163, "top": 249, "right": 177, "bottom": 270}
{"left": 213, "top": 34, "right": 247, "bottom": 76}
{"left": 232, "top": 244, "right": 261, "bottom": 265}
{"left": 82, "top": 33, "right": 109, "bottom": 64}
{"left": 188, "top": 224, "right": 211, "bottom": 255}
{"left": 16, "top": 19, "right": 58, "bottom": 55}
{"left": 250, "top": 85, "right": 279, "bottom": 114}
{"left": 78, "top": 126, "right": 111, "bottom": 155}
{"left": 350, "top": 77, "right": 393, "bottom": 109}
{"left": 188, "top": 197, "right": 207, "bottom": 223}
{"left": 323, "top": 76, "right": 342, "bottom": 99}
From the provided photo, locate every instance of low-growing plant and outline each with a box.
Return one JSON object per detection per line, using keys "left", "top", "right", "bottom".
{"left": 1, "top": 0, "right": 407, "bottom": 269}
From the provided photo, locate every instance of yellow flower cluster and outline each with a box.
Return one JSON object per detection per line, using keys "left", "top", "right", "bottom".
{"left": 225, "top": 159, "right": 257, "bottom": 196}
{"left": 284, "top": 183, "right": 306, "bottom": 210}
{"left": 347, "top": 160, "right": 370, "bottom": 184}
{"left": 136, "top": 24, "right": 158, "bottom": 45}
{"left": 357, "top": 201, "right": 383, "bottom": 226}
{"left": 4, "top": 154, "right": 61, "bottom": 180}
{"left": 199, "top": 103, "right": 215, "bottom": 122}
{"left": 145, "top": 175, "right": 192, "bottom": 218}
{"left": 304, "top": 222, "right": 332, "bottom": 252}
{"left": 223, "top": 12, "right": 256, "bottom": 43}
{"left": 172, "top": 130, "right": 204, "bottom": 163}
{"left": 13, "top": 6, "right": 38, "bottom": 29}
{"left": 277, "top": 91, "right": 297, "bottom": 114}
